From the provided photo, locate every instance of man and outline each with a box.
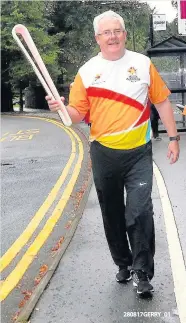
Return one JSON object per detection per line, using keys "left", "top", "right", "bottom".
{"left": 46, "top": 10, "right": 180, "bottom": 296}
{"left": 150, "top": 103, "right": 161, "bottom": 140}
{"left": 184, "top": 106, "right": 186, "bottom": 116}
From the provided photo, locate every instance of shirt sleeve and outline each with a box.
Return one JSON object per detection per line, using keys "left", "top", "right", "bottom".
{"left": 148, "top": 62, "right": 171, "bottom": 104}
{"left": 69, "top": 72, "right": 90, "bottom": 116}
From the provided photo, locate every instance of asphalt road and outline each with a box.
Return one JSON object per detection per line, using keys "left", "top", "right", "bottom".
{"left": 1, "top": 116, "right": 72, "bottom": 253}
{"left": 1, "top": 115, "right": 90, "bottom": 323}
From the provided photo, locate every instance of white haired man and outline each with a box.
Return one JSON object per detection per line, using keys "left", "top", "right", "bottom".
{"left": 46, "top": 10, "right": 180, "bottom": 296}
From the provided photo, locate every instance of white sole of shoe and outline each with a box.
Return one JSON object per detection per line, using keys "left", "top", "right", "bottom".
{"left": 137, "top": 289, "right": 154, "bottom": 294}
{"left": 133, "top": 281, "right": 154, "bottom": 293}
{"left": 116, "top": 274, "right": 132, "bottom": 282}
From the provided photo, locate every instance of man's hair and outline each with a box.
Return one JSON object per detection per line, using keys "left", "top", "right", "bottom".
{"left": 93, "top": 10, "right": 125, "bottom": 35}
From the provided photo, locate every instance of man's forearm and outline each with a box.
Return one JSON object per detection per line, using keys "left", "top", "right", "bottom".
{"left": 155, "top": 99, "right": 178, "bottom": 137}
{"left": 66, "top": 105, "right": 85, "bottom": 124}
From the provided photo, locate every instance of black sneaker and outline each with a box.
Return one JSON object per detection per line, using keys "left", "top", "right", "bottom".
{"left": 131, "top": 270, "right": 154, "bottom": 295}
{"left": 116, "top": 267, "right": 132, "bottom": 283}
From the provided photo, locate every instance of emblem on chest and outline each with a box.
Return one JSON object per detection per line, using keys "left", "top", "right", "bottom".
{"left": 91, "top": 73, "right": 105, "bottom": 85}
{"left": 126, "top": 67, "right": 140, "bottom": 82}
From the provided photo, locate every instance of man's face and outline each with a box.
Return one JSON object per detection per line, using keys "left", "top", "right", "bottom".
{"left": 95, "top": 18, "right": 127, "bottom": 60}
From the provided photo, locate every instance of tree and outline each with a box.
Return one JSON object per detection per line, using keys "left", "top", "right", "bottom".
{"left": 50, "top": 0, "right": 152, "bottom": 82}
{"left": 151, "top": 1, "right": 186, "bottom": 44}
{"left": 1, "top": 0, "right": 62, "bottom": 111}
{"left": 171, "top": 1, "right": 178, "bottom": 9}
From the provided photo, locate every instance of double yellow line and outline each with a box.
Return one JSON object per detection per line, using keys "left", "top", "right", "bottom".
{"left": 0, "top": 117, "right": 84, "bottom": 301}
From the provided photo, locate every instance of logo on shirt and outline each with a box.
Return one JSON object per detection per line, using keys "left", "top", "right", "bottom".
{"left": 126, "top": 67, "right": 140, "bottom": 82}
{"left": 95, "top": 74, "right": 101, "bottom": 81}
{"left": 92, "top": 73, "right": 105, "bottom": 85}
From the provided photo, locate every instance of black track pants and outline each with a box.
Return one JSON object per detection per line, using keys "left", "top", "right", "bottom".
{"left": 90, "top": 141, "right": 155, "bottom": 279}
{"left": 151, "top": 105, "right": 160, "bottom": 138}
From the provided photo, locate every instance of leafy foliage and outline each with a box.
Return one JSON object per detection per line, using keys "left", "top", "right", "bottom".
{"left": 1, "top": 0, "right": 185, "bottom": 111}
{"left": 1, "top": 0, "right": 61, "bottom": 88}
{"left": 50, "top": 0, "right": 152, "bottom": 82}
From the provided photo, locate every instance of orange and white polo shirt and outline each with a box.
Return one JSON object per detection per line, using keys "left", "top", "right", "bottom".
{"left": 69, "top": 50, "right": 170, "bottom": 149}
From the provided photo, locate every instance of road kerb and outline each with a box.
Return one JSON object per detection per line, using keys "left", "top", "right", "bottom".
{"left": 15, "top": 171, "right": 93, "bottom": 323}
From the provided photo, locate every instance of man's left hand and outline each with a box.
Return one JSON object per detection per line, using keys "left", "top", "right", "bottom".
{"left": 167, "top": 141, "right": 180, "bottom": 164}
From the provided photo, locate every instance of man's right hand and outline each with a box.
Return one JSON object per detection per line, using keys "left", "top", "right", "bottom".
{"left": 45, "top": 95, "right": 85, "bottom": 124}
{"left": 45, "top": 96, "right": 65, "bottom": 112}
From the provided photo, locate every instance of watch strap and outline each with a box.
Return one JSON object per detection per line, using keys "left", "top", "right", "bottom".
{"left": 169, "top": 135, "right": 180, "bottom": 141}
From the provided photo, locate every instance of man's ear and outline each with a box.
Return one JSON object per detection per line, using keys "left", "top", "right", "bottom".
{"left": 95, "top": 35, "right": 100, "bottom": 45}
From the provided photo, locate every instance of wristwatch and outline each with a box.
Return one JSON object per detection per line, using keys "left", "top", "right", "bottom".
{"left": 169, "top": 135, "right": 180, "bottom": 141}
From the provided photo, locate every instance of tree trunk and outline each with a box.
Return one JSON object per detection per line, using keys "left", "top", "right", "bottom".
{"left": 58, "top": 84, "right": 70, "bottom": 104}
{"left": 35, "top": 86, "right": 49, "bottom": 110}
{"left": 19, "top": 81, "right": 24, "bottom": 112}
{"left": 1, "top": 83, "right": 13, "bottom": 112}
{"left": 25, "top": 84, "right": 49, "bottom": 110}
{"left": 24, "top": 84, "right": 36, "bottom": 109}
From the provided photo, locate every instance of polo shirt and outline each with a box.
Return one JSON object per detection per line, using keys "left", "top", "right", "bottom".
{"left": 69, "top": 50, "right": 170, "bottom": 149}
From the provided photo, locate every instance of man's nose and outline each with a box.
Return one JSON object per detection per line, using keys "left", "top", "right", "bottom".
{"left": 110, "top": 31, "right": 117, "bottom": 37}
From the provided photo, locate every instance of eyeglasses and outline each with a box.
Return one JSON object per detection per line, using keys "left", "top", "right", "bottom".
{"left": 98, "top": 29, "right": 124, "bottom": 38}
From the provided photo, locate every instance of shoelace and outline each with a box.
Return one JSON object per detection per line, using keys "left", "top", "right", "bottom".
{"left": 135, "top": 270, "right": 149, "bottom": 282}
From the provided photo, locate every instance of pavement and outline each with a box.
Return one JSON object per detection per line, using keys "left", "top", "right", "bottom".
{"left": 28, "top": 133, "right": 186, "bottom": 323}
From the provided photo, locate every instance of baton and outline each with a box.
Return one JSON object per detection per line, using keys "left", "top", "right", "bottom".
{"left": 12, "top": 24, "right": 72, "bottom": 127}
